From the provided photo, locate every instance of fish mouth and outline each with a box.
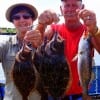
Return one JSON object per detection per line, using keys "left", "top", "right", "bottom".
{"left": 45, "top": 35, "right": 64, "bottom": 55}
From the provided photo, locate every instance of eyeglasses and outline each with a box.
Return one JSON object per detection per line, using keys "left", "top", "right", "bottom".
{"left": 12, "top": 14, "right": 32, "bottom": 20}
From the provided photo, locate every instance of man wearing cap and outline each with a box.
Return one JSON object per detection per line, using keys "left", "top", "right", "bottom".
{"left": 0, "top": 3, "right": 45, "bottom": 100}
{"left": 38, "top": 0, "right": 100, "bottom": 100}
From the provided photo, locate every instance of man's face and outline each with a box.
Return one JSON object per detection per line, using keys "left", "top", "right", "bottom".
{"left": 60, "top": 0, "right": 84, "bottom": 23}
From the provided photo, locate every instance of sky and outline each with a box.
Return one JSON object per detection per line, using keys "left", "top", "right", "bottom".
{"left": 0, "top": 0, "right": 61, "bottom": 28}
{"left": 0, "top": 0, "right": 100, "bottom": 65}
{"left": 0, "top": 0, "right": 100, "bottom": 27}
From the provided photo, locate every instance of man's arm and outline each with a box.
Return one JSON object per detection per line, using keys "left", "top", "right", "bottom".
{"left": 91, "top": 28, "right": 100, "bottom": 53}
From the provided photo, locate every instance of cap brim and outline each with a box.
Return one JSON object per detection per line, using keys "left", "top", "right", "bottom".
{"left": 6, "top": 3, "right": 38, "bottom": 22}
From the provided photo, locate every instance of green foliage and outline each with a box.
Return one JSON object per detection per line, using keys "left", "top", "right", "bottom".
{"left": 0, "top": 27, "right": 16, "bottom": 34}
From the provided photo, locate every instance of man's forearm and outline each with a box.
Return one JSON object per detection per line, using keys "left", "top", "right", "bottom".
{"left": 91, "top": 28, "right": 100, "bottom": 53}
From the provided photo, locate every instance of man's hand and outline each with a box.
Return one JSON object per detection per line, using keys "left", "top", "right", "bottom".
{"left": 79, "top": 9, "right": 98, "bottom": 35}
{"left": 24, "top": 30, "right": 42, "bottom": 48}
{"left": 38, "top": 9, "right": 60, "bottom": 25}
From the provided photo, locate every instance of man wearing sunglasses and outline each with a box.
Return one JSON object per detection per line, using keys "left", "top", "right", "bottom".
{"left": 0, "top": 3, "right": 45, "bottom": 100}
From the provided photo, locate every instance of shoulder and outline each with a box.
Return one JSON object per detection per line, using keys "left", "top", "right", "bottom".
{"left": 51, "top": 23, "right": 65, "bottom": 30}
{"left": 44, "top": 23, "right": 65, "bottom": 40}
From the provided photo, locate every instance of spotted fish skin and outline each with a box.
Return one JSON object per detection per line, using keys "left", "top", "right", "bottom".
{"left": 34, "top": 32, "right": 70, "bottom": 99}
{"left": 77, "top": 32, "right": 93, "bottom": 100}
{"left": 11, "top": 44, "right": 37, "bottom": 100}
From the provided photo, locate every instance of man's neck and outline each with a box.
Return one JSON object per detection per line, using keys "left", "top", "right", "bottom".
{"left": 65, "top": 21, "right": 82, "bottom": 31}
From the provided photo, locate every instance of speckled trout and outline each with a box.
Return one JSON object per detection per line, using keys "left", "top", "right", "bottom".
{"left": 77, "top": 31, "right": 93, "bottom": 100}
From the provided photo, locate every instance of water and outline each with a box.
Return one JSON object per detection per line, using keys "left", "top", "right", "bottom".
{"left": 94, "top": 50, "right": 100, "bottom": 66}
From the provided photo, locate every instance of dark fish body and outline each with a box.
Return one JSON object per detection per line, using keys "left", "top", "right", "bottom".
{"left": 34, "top": 32, "right": 70, "bottom": 99}
{"left": 77, "top": 32, "right": 93, "bottom": 100}
{"left": 11, "top": 44, "right": 37, "bottom": 100}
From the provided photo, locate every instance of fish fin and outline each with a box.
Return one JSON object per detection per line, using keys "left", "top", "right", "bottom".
{"left": 89, "top": 71, "right": 95, "bottom": 84}
{"left": 83, "top": 30, "right": 90, "bottom": 39}
{"left": 72, "top": 54, "right": 78, "bottom": 61}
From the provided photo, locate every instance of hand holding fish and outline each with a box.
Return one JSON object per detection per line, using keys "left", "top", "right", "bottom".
{"left": 79, "top": 9, "right": 98, "bottom": 35}
{"left": 24, "top": 29, "right": 42, "bottom": 48}
{"left": 38, "top": 9, "right": 60, "bottom": 25}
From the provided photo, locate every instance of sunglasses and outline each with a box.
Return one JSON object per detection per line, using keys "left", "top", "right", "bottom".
{"left": 12, "top": 14, "right": 32, "bottom": 20}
